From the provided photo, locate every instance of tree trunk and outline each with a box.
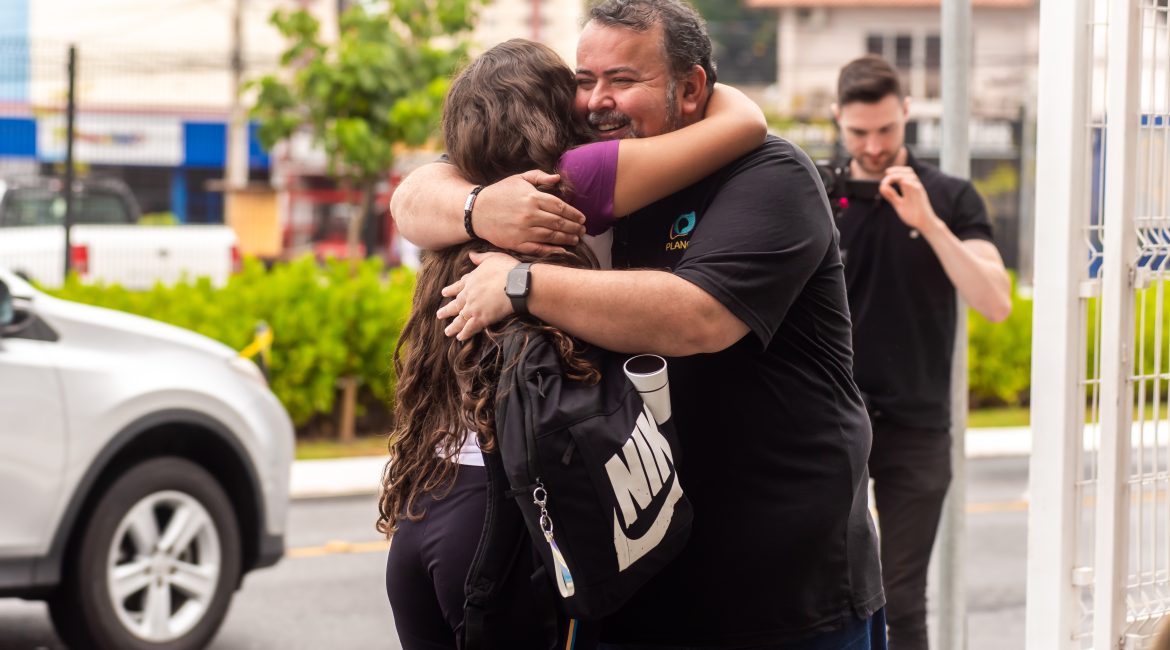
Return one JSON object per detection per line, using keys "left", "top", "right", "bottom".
{"left": 337, "top": 376, "right": 358, "bottom": 443}
{"left": 346, "top": 184, "right": 372, "bottom": 264}
{"left": 337, "top": 183, "right": 373, "bottom": 442}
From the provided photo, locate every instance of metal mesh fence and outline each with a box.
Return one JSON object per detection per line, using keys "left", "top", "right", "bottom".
{"left": 1065, "top": 0, "right": 1170, "bottom": 646}
{"left": 0, "top": 38, "right": 279, "bottom": 287}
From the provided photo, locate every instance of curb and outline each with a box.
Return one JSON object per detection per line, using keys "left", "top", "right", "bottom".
{"left": 289, "top": 427, "right": 1033, "bottom": 500}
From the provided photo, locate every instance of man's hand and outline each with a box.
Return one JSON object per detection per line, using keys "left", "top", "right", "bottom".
{"left": 879, "top": 166, "right": 942, "bottom": 235}
{"left": 436, "top": 251, "right": 520, "bottom": 341}
{"left": 473, "top": 171, "right": 587, "bottom": 255}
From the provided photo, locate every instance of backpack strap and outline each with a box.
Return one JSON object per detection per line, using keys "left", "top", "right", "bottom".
{"left": 463, "top": 329, "right": 599, "bottom": 650}
{"left": 461, "top": 448, "right": 529, "bottom": 649}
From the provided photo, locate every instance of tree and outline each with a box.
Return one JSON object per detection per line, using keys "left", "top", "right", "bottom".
{"left": 689, "top": 0, "right": 776, "bottom": 86}
{"left": 249, "top": 0, "right": 479, "bottom": 441}
{"left": 250, "top": 0, "right": 478, "bottom": 259}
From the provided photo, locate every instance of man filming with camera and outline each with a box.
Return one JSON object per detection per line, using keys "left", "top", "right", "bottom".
{"left": 829, "top": 54, "right": 1011, "bottom": 650}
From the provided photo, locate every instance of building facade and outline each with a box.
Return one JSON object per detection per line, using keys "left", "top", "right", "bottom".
{"left": 747, "top": 0, "right": 1039, "bottom": 122}
{"left": 0, "top": 0, "right": 583, "bottom": 226}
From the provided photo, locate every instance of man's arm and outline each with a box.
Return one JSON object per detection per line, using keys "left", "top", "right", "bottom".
{"left": 390, "top": 163, "right": 586, "bottom": 254}
{"left": 437, "top": 251, "right": 750, "bottom": 356}
{"left": 879, "top": 167, "right": 1013, "bottom": 322}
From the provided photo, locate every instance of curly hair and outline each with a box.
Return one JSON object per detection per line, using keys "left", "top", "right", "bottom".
{"left": 377, "top": 40, "right": 600, "bottom": 536}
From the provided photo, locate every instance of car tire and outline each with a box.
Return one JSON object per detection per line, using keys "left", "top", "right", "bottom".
{"left": 49, "top": 457, "right": 242, "bottom": 650}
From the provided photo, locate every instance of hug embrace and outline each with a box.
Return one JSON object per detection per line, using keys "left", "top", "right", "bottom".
{"left": 380, "top": 1, "right": 887, "bottom": 649}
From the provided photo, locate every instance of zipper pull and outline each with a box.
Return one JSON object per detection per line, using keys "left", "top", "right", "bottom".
{"left": 533, "top": 480, "right": 575, "bottom": 598}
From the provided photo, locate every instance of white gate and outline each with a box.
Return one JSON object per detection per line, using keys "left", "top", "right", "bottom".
{"left": 1027, "top": 0, "right": 1170, "bottom": 648}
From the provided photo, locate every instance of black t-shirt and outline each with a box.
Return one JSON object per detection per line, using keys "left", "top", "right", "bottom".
{"left": 603, "top": 136, "right": 884, "bottom": 646}
{"left": 835, "top": 150, "right": 994, "bottom": 431}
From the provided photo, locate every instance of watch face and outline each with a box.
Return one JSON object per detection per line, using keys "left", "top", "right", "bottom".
{"left": 505, "top": 267, "right": 530, "bottom": 298}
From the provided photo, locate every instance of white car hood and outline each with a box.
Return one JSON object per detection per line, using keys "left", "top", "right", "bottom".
{"left": 1, "top": 266, "right": 236, "bottom": 358}
{"left": 35, "top": 293, "right": 236, "bottom": 359}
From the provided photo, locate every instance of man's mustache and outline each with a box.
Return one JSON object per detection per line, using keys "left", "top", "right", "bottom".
{"left": 587, "top": 110, "right": 632, "bottom": 130}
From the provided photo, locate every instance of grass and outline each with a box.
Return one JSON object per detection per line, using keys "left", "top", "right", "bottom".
{"left": 967, "top": 406, "right": 1030, "bottom": 429}
{"left": 292, "top": 407, "right": 1038, "bottom": 460}
{"left": 293, "top": 402, "right": 1170, "bottom": 459}
{"left": 296, "top": 435, "right": 389, "bottom": 460}
{"left": 962, "top": 403, "right": 1170, "bottom": 430}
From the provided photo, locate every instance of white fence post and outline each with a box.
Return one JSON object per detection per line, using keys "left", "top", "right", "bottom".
{"left": 1025, "top": 0, "right": 1094, "bottom": 648}
{"left": 1094, "top": 0, "right": 1142, "bottom": 647}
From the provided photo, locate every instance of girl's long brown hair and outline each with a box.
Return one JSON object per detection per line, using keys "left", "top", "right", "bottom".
{"left": 377, "top": 40, "right": 597, "bottom": 536}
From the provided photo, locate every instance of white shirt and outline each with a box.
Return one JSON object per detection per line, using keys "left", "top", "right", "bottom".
{"left": 438, "top": 430, "right": 484, "bottom": 466}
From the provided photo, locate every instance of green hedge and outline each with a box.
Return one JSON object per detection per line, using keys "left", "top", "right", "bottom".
{"left": 965, "top": 278, "right": 1170, "bottom": 409}
{"left": 968, "top": 276, "right": 1033, "bottom": 407}
{"left": 47, "top": 259, "right": 1043, "bottom": 424}
{"left": 48, "top": 257, "right": 415, "bottom": 431}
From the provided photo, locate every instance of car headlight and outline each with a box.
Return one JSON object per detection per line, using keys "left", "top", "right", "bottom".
{"left": 228, "top": 356, "right": 268, "bottom": 387}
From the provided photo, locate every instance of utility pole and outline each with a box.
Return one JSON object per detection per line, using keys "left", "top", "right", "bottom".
{"left": 226, "top": 0, "right": 249, "bottom": 192}
{"left": 63, "top": 45, "right": 77, "bottom": 277}
{"left": 937, "top": 0, "right": 971, "bottom": 648}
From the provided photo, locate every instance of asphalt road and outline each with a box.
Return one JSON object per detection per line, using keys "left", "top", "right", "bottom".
{"left": 0, "top": 457, "right": 1030, "bottom": 650}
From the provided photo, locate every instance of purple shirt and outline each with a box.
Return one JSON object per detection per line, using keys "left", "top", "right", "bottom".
{"left": 558, "top": 140, "right": 619, "bottom": 236}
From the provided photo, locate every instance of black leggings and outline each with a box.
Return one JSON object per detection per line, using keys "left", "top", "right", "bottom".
{"left": 386, "top": 465, "right": 487, "bottom": 650}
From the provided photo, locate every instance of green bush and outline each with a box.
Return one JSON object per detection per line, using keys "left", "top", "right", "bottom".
{"left": 967, "top": 278, "right": 1170, "bottom": 409}
{"left": 44, "top": 260, "right": 1049, "bottom": 420}
{"left": 968, "top": 276, "right": 1032, "bottom": 407}
{"left": 48, "top": 256, "right": 415, "bottom": 431}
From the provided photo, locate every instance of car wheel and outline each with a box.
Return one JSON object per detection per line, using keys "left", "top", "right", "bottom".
{"left": 49, "top": 457, "right": 242, "bottom": 650}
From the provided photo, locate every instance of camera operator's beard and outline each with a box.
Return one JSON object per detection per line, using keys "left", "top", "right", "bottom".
{"left": 857, "top": 149, "right": 900, "bottom": 176}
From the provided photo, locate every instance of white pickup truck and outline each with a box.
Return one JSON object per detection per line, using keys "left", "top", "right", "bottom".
{"left": 0, "top": 177, "right": 238, "bottom": 289}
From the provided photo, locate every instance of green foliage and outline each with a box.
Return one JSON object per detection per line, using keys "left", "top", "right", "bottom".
{"left": 48, "top": 258, "right": 415, "bottom": 430}
{"left": 972, "top": 162, "right": 1020, "bottom": 199}
{"left": 967, "top": 278, "right": 1170, "bottom": 409}
{"left": 249, "top": 0, "right": 479, "bottom": 188}
{"left": 139, "top": 212, "right": 179, "bottom": 226}
{"left": 968, "top": 274, "right": 1032, "bottom": 407}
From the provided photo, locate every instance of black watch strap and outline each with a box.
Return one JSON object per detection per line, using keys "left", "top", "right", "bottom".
{"left": 506, "top": 262, "right": 533, "bottom": 316}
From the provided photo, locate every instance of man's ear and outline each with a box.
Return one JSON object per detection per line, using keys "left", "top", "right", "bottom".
{"left": 830, "top": 102, "right": 840, "bottom": 122}
{"left": 902, "top": 95, "right": 912, "bottom": 117}
{"left": 678, "top": 64, "right": 709, "bottom": 120}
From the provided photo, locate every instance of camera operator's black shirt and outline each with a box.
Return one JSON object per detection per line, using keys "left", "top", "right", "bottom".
{"left": 835, "top": 150, "right": 994, "bottom": 430}
{"left": 604, "top": 136, "right": 884, "bottom": 646}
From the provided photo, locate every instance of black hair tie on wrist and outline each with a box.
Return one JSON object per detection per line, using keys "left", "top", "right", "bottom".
{"left": 464, "top": 185, "right": 485, "bottom": 239}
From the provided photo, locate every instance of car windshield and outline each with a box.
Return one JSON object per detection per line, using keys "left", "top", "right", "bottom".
{"left": 2, "top": 188, "right": 133, "bottom": 226}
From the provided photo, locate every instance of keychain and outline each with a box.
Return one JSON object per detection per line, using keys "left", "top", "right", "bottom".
{"left": 533, "top": 479, "right": 575, "bottom": 598}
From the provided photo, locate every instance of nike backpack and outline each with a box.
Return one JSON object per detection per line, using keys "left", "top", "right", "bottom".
{"left": 463, "top": 328, "right": 692, "bottom": 635}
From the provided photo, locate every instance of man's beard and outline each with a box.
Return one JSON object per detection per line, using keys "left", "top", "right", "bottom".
{"left": 857, "top": 149, "right": 899, "bottom": 175}
{"left": 586, "top": 80, "right": 683, "bottom": 140}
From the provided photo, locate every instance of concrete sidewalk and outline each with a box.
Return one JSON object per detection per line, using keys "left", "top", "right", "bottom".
{"left": 290, "top": 426, "right": 1033, "bottom": 500}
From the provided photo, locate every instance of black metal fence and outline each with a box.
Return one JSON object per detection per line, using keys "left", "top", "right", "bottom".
{"left": 0, "top": 39, "right": 274, "bottom": 226}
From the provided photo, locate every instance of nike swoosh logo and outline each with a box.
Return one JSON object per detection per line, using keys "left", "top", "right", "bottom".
{"left": 613, "top": 469, "right": 684, "bottom": 571}
{"left": 604, "top": 405, "right": 685, "bottom": 571}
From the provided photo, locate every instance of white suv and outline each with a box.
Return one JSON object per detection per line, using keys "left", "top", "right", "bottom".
{"left": 0, "top": 266, "right": 293, "bottom": 649}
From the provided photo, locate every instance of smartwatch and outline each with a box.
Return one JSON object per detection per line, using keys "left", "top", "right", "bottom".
{"left": 505, "top": 262, "right": 533, "bottom": 316}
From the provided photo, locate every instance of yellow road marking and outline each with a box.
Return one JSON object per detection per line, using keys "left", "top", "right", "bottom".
{"left": 286, "top": 539, "right": 390, "bottom": 559}
{"left": 284, "top": 500, "right": 1032, "bottom": 560}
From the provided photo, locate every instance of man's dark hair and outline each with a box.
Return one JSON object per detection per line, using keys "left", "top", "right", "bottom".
{"left": 837, "top": 54, "right": 904, "bottom": 106}
{"left": 589, "top": 0, "right": 717, "bottom": 91}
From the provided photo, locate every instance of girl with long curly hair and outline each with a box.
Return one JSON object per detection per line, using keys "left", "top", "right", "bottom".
{"left": 378, "top": 39, "right": 765, "bottom": 649}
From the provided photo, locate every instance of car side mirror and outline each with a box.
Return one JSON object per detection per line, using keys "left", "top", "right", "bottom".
{"left": 0, "top": 280, "right": 13, "bottom": 329}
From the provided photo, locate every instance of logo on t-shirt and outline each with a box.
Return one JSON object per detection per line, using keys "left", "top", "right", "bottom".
{"left": 666, "top": 211, "right": 697, "bottom": 251}
{"left": 603, "top": 405, "right": 684, "bottom": 571}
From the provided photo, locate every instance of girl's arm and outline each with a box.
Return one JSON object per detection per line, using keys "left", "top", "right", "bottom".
{"left": 612, "top": 83, "right": 766, "bottom": 216}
